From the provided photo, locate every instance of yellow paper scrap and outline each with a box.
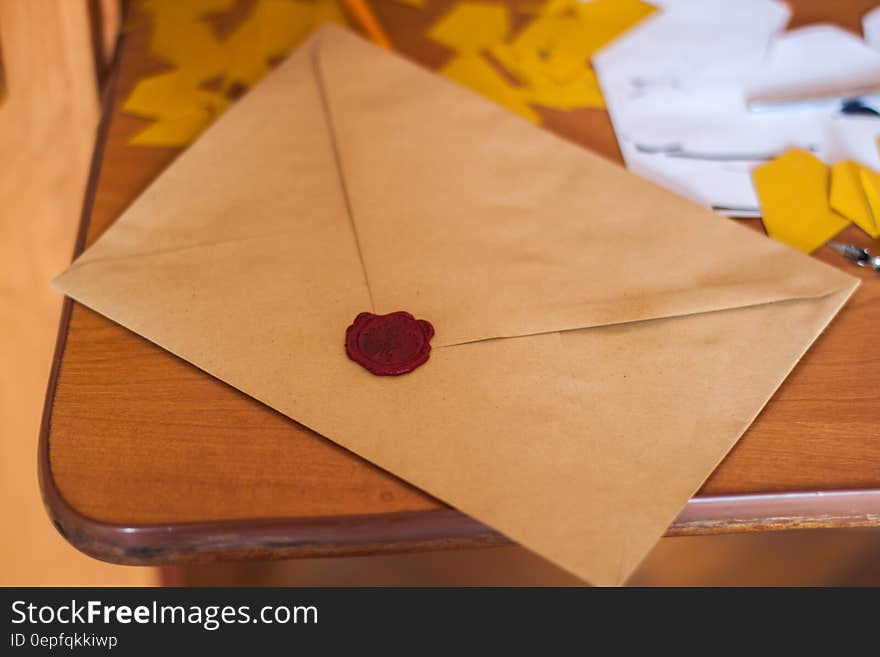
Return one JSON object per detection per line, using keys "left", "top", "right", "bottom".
{"left": 141, "top": 0, "right": 234, "bottom": 12}
{"left": 311, "top": 0, "right": 348, "bottom": 29}
{"left": 502, "top": 0, "right": 653, "bottom": 80}
{"left": 126, "top": 0, "right": 348, "bottom": 146}
{"left": 516, "top": 16, "right": 589, "bottom": 84}
{"left": 491, "top": 14, "right": 568, "bottom": 88}
{"left": 124, "top": 70, "right": 228, "bottom": 118}
{"left": 530, "top": 0, "right": 575, "bottom": 17}
{"left": 527, "top": 68, "right": 604, "bottom": 110}
{"left": 128, "top": 110, "right": 219, "bottom": 146}
{"left": 441, "top": 0, "right": 655, "bottom": 114}
{"left": 428, "top": 2, "right": 511, "bottom": 53}
{"left": 858, "top": 167, "right": 880, "bottom": 238}
{"left": 140, "top": 0, "right": 236, "bottom": 25}
{"left": 829, "top": 161, "right": 880, "bottom": 239}
{"left": 513, "top": 3, "right": 546, "bottom": 14}
{"left": 575, "top": 0, "right": 656, "bottom": 54}
{"left": 441, "top": 54, "right": 540, "bottom": 123}
{"left": 222, "top": 0, "right": 319, "bottom": 88}
{"left": 124, "top": 68, "right": 231, "bottom": 147}
{"left": 144, "top": 0, "right": 235, "bottom": 79}
{"left": 124, "top": 71, "right": 230, "bottom": 147}
{"left": 753, "top": 149, "right": 850, "bottom": 253}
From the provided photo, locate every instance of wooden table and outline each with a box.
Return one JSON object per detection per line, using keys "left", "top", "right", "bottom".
{"left": 40, "top": 0, "right": 880, "bottom": 566}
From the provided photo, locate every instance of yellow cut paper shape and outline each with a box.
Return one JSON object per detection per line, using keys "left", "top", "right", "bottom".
{"left": 829, "top": 161, "right": 880, "bottom": 239}
{"left": 141, "top": 0, "right": 234, "bottom": 13}
{"left": 427, "top": 0, "right": 654, "bottom": 118}
{"left": 141, "top": 0, "right": 236, "bottom": 25}
{"left": 527, "top": 68, "right": 604, "bottom": 110}
{"left": 753, "top": 149, "right": 850, "bottom": 253}
{"left": 123, "top": 70, "right": 231, "bottom": 146}
{"left": 504, "top": 0, "right": 654, "bottom": 75}
{"left": 222, "top": 0, "right": 319, "bottom": 89}
{"left": 124, "top": 70, "right": 228, "bottom": 118}
{"left": 129, "top": 110, "right": 221, "bottom": 146}
{"left": 490, "top": 0, "right": 654, "bottom": 110}
{"left": 311, "top": 0, "right": 348, "bottom": 30}
{"left": 428, "top": 2, "right": 511, "bottom": 53}
{"left": 574, "top": 0, "right": 656, "bottom": 54}
{"left": 126, "top": 0, "right": 348, "bottom": 147}
{"left": 859, "top": 167, "right": 880, "bottom": 238}
{"left": 523, "top": 16, "right": 590, "bottom": 84}
{"left": 144, "top": 0, "right": 235, "bottom": 79}
{"left": 494, "top": 13, "right": 576, "bottom": 86}
{"left": 441, "top": 54, "right": 540, "bottom": 123}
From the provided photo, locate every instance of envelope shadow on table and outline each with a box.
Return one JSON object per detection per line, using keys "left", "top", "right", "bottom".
{"left": 54, "top": 25, "right": 859, "bottom": 586}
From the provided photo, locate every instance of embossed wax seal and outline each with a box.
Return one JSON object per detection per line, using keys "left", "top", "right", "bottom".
{"left": 345, "top": 311, "right": 435, "bottom": 376}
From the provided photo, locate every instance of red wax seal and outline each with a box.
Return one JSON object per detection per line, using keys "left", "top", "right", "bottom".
{"left": 345, "top": 311, "right": 435, "bottom": 376}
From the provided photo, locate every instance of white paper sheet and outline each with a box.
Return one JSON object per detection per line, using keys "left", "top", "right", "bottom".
{"left": 863, "top": 6, "right": 880, "bottom": 52}
{"left": 826, "top": 114, "right": 880, "bottom": 171}
{"left": 747, "top": 25, "right": 880, "bottom": 107}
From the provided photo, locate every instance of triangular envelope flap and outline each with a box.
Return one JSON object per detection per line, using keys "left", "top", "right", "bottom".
{"left": 55, "top": 36, "right": 373, "bottom": 368}
{"left": 60, "top": 33, "right": 355, "bottom": 269}
{"left": 315, "top": 25, "right": 854, "bottom": 348}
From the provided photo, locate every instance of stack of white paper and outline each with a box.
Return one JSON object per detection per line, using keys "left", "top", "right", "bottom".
{"left": 593, "top": 0, "right": 880, "bottom": 216}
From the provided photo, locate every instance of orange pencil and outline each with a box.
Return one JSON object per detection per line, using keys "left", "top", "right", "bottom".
{"left": 342, "top": 0, "right": 393, "bottom": 50}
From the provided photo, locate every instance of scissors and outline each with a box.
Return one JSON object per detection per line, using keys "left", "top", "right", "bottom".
{"left": 828, "top": 242, "right": 880, "bottom": 273}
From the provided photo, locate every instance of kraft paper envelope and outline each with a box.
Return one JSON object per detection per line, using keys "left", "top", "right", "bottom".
{"left": 54, "top": 25, "right": 859, "bottom": 586}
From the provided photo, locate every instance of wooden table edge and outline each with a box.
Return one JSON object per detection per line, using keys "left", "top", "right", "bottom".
{"left": 38, "top": 23, "right": 880, "bottom": 567}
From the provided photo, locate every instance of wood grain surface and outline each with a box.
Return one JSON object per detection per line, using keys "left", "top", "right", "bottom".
{"left": 41, "top": 0, "right": 880, "bottom": 565}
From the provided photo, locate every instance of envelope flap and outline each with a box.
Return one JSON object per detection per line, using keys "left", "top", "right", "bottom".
{"left": 316, "top": 25, "right": 854, "bottom": 347}
{"left": 54, "top": 34, "right": 374, "bottom": 370}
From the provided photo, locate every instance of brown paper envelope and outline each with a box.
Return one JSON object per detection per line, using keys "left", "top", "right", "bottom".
{"left": 54, "top": 26, "right": 859, "bottom": 585}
